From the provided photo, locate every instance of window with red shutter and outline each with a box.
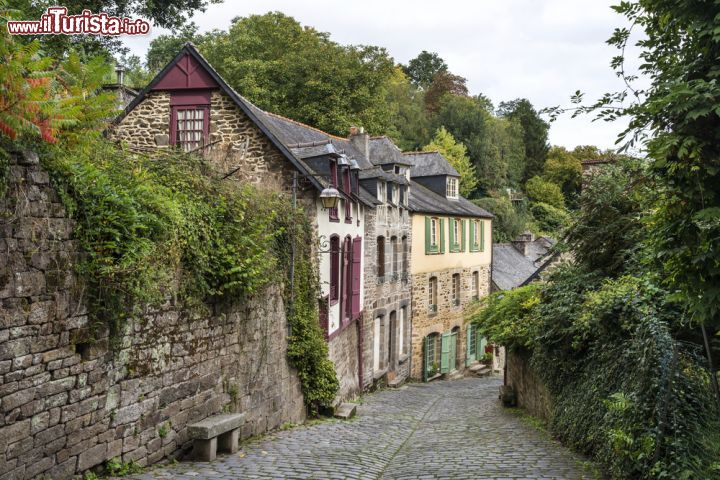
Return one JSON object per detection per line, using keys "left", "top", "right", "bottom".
{"left": 341, "top": 236, "right": 352, "bottom": 323}
{"left": 329, "top": 235, "right": 339, "bottom": 304}
{"left": 351, "top": 236, "right": 362, "bottom": 317}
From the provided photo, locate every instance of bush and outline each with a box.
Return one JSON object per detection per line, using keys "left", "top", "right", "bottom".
{"left": 529, "top": 202, "right": 569, "bottom": 235}
{"left": 525, "top": 175, "right": 565, "bottom": 208}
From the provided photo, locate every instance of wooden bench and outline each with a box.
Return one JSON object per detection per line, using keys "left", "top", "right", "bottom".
{"left": 188, "top": 413, "right": 245, "bottom": 461}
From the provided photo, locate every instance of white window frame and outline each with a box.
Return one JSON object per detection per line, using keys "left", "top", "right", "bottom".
{"left": 429, "top": 277, "right": 437, "bottom": 308}
{"left": 377, "top": 181, "right": 386, "bottom": 202}
{"left": 472, "top": 271, "right": 479, "bottom": 299}
{"left": 430, "top": 218, "right": 438, "bottom": 247}
{"left": 453, "top": 219, "right": 460, "bottom": 245}
{"left": 452, "top": 274, "right": 460, "bottom": 303}
{"left": 446, "top": 177, "right": 459, "bottom": 199}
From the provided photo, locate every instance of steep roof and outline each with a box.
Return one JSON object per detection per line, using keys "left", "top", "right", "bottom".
{"left": 111, "top": 43, "right": 324, "bottom": 191}
{"left": 408, "top": 181, "right": 492, "bottom": 218}
{"left": 403, "top": 151, "right": 460, "bottom": 177}
{"left": 492, "top": 237, "right": 557, "bottom": 290}
{"left": 368, "top": 137, "right": 412, "bottom": 166}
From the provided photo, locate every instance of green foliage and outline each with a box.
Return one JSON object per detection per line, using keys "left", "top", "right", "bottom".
{"left": 543, "top": 146, "right": 582, "bottom": 203}
{"left": 424, "top": 71, "right": 468, "bottom": 114}
{"left": 529, "top": 202, "right": 569, "bottom": 236}
{"left": 384, "top": 67, "right": 430, "bottom": 151}
{"left": 472, "top": 196, "right": 527, "bottom": 242}
{"left": 281, "top": 214, "right": 339, "bottom": 413}
{"left": 105, "top": 457, "right": 143, "bottom": 476}
{"left": 423, "top": 127, "right": 477, "bottom": 197}
{"left": 525, "top": 176, "right": 565, "bottom": 209}
{"left": 148, "top": 12, "right": 396, "bottom": 137}
{"left": 468, "top": 285, "right": 542, "bottom": 349}
{"left": 43, "top": 138, "right": 286, "bottom": 337}
{"left": 498, "top": 99, "right": 550, "bottom": 183}
{"left": 566, "top": 159, "right": 646, "bottom": 276}
{"left": 402, "top": 50, "right": 448, "bottom": 88}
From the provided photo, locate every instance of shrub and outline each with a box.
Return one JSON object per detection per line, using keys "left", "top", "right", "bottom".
{"left": 529, "top": 202, "right": 569, "bottom": 235}
{"left": 525, "top": 175, "right": 565, "bottom": 208}
{"left": 472, "top": 196, "right": 528, "bottom": 242}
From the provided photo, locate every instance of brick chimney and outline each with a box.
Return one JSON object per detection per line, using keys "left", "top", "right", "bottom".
{"left": 115, "top": 67, "right": 125, "bottom": 86}
{"left": 511, "top": 231, "right": 534, "bottom": 257}
{"left": 348, "top": 126, "right": 369, "bottom": 161}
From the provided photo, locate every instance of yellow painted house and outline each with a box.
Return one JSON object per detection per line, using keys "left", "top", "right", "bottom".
{"left": 403, "top": 152, "right": 493, "bottom": 380}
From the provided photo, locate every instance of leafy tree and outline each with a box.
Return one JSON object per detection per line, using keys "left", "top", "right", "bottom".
{"left": 525, "top": 176, "right": 564, "bottom": 209}
{"left": 472, "top": 196, "right": 528, "bottom": 242}
{"left": 149, "top": 12, "right": 396, "bottom": 136}
{"left": 115, "top": 54, "right": 153, "bottom": 90}
{"left": 145, "top": 23, "right": 222, "bottom": 73}
{"left": 423, "top": 127, "right": 476, "bottom": 197}
{"left": 543, "top": 146, "right": 582, "bottom": 203}
{"left": 498, "top": 98, "right": 549, "bottom": 182}
{"left": 384, "top": 67, "right": 430, "bottom": 150}
{"left": 402, "top": 50, "right": 447, "bottom": 88}
{"left": 12, "top": 0, "right": 222, "bottom": 56}
{"left": 424, "top": 71, "right": 468, "bottom": 114}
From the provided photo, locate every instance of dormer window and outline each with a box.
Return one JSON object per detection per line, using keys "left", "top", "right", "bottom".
{"left": 170, "top": 91, "right": 211, "bottom": 152}
{"left": 446, "top": 177, "right": 459, "bottom": 199}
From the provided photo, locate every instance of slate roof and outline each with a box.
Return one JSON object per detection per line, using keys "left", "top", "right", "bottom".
{"left": 491, "top": 237, "right": 557, "bottom": 290}
{"left": 368, "top": 137, "right": 412, "bottom": 166}
{"left": 408, "top": 181, "right": 492, "bottom": 218}
{"left": 403, "top": 151, "right": 460, "bottom": 177}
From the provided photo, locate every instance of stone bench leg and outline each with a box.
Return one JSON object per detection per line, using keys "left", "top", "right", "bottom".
{"left": 193, "top": 437, "right": 217, "bottom": 461}
{"left": 217, "top": 428, "right": 239, "bottom": 454}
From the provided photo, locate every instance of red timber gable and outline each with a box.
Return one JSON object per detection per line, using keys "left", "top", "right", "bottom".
{"left": 152, "top": 53, "right": 219, "bottom": 91}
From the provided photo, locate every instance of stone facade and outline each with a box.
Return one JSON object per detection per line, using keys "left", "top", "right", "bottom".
{"left": 0, "top": 153, "right": 305, "bottom": 479}
{"left": 327, "top": 323, "right": 360, "bottom": 402}
{"left": 109, "top": 91, "right": 303, "bottom": 195}
{"left": 361, "top": 206, "right": 412, "bottom": 389}
{"left": 409, "top": 265, "right": 491, "bottom": 379}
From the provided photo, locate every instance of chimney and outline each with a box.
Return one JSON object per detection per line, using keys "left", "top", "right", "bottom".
{"left": 348, "top": 125, "right": 369, "bottom": 161}
{"left": 116, "top": 67, "right": 125, "bottom": 86}
{"left": 511, "top": 231, "right": 534, "bottom": 257}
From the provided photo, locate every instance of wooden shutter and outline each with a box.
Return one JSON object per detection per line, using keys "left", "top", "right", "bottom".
{"left": 466, "top": 325, "right": 476, "bottom": 366}
{"left": 461, "top": 219, "right": 467, "bottom": 252}
{"left": 449, "top": 331, "right": 457, "bottom": 371}
{"left": 479, "top": 335, "right": 488, "bottom": 359}
{"left": 329, "top": 236, "right": 339, "bottom": 302}
{"left": 424, "top": 216, "right": 432, "bottom": 254}
{"left": 440, "top": 332, "right": 451, "bottom": 373}
{"left": 423, "top": 336, "right": 430, "bottom": 382}
{"left": 480, "top": 221, "right": 485, "bottom": 252}
{"left": 439, "top": 218, "right": 445, "bottom": 254}
{"left": 449, "top": 219, "right": 455, "bottom": 250}
{"left": 351, "top": 236, "right": 362, "bottom": 317}
{"left": 469, "top": 220, "right": 476, "bottom": 251}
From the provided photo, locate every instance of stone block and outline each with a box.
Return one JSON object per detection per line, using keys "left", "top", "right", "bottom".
{"left": 78, "top": 442, "right": 107, "bottom": 471}
{"left": 2, "top": 388, "right": 34, "bottom": 412}
{"left": 13, "top": 271, "right": 45, "bottom": 297}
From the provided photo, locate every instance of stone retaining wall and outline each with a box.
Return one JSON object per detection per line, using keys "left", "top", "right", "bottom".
{"left": 0, "top": 152, "right": 305, "bottom": 479}
{"left": 506, "top": 350, "right": 553, "bottom": 422}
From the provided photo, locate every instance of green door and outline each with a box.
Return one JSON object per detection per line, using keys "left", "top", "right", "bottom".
{"left": 466, "top": 325, "right": 477, "bottom": 366}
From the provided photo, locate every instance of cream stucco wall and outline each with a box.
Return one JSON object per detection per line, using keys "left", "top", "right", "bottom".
{"left": 317, "top": 198, "right": 365, "bottom": 335}
{"left": 410, "top": 214, "right": 491, "bottom": 274}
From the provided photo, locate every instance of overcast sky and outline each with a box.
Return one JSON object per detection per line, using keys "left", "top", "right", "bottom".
{"left": 122, "top": 0, "right": 635, "bottom": 150}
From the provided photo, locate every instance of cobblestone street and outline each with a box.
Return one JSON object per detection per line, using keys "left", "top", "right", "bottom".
{"left": 132, "top": 377, "right": 595, "bottom": 480}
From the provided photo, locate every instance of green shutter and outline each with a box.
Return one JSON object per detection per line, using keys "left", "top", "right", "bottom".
{"left": 449, "top": 331, "right": 457, "bottom": 371}
{"left": 480, "top": 221, "right": 485, "bottom": 252}
{"left": 461, "top": 219, "right": 467, "bottom": 252}
{"left": 423, "top": 336, "right": 430, "bottom": 382}
{"left": 466, "top": 325, "right": 476, "bottom": 366}
{"left": 469, "top": 220, "right": 476, "bottom": 251}
{"left": 449, "top": 219, "right": 455, "bottom": 251}
{"left": 440, "top": 332, "right": 451, "bottom": 373}
{"left": 439, "top": 218, "right": 445, "bottom": 254}
{"left": 425, "top": 216, "right": 432, "bottom": 254}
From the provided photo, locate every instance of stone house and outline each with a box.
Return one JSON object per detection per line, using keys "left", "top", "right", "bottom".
{"left": 356, "top": 135, "right": 413, "bottom": 389}
{"left": 491, "top": 233, "right": 557, "bottom": 292}
{"left": 403, "top": 152, "right": 494, "bottom": 381}
{"left": 109, "top": 43, "right": 375, "bottom": 403}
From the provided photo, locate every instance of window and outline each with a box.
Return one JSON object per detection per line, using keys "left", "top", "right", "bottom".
{"left": 373, "top": 317, "right": 382, "bottom": 372}
{"left": 391, "top": 183, "right": 399, "bottom": 204}
{"left": 377, "top": 236, "right": 385, "bottom": 277}
{"left": 343, "top": 168, "right": 352, "bottom": 223}
{"left": 173, "top": 107, "right": 208, "bottom": 151}
{"left": 399, "top": 307, "right": 406, "bottom": 355}
{"left": 424, "top": 333, "right": 441, "bottom": 379}
{"left": 446, "top": 177, "right": 459, "bottom": 199}
{"left": 401, "top": 236, "right": 408, "bottom": 279}
{"left": 377, "top": 181, "right": 386, "bottom": 203}
{"left": 429, "top": 277, "right": 438, "bottom": 312}
{"left": 425, "top": 216, "right": 444, "bottom": 254}
{"left": 472, "top": 271, "right": 479, "bottom": 300}
{"left": 340, "top": 236, "right": 353, "bottom": 323}
{"left": 390, "top": 236, "right": 398, "bottom": 278}
{"left": 449, "top": 218, "right": 463, "bottom": 252}
{"left": 452, "top": 273, "right": 460, "bottom": 306}
{"left": 470, "top": 220, "right": 485, "bottom": 252}
{"left": 329, "top": 236, "right": 340, "bottom": 304}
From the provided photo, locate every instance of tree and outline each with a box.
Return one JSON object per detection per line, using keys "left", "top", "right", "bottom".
{"left": 149, "top": 12, "right": 396, "bottom": 136}
{"left": 498, "top": 98, "right": 549, "bottom": 182}
{"left": 384, "top": 67, "right": 431, "bottom": 151}
{"left": 424, "top": 71, "right": 468, "bottom": 114}
{"left": 145, "top": 23, "right": 222, "bottom": 73}
{"left": 13, "top": 0, "right": 222, "bottom": 56}
{"left": 543, "top": 146, "right": 582, "bottom": 203}
{"left": 472, "top": 196, "right": 527, "bottom": 242}
{"left": 402, "top": 50, "right": 448, "bottom": 88}
{"left": 525, "top": 176, "right": 564, "bottom": 209}
{"left": 423, "top": 127, "right": 477, "bottom": 197}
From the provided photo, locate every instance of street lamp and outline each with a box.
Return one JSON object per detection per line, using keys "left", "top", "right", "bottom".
{"left": 319, "top": 186, "right": 341, "bottom": 210}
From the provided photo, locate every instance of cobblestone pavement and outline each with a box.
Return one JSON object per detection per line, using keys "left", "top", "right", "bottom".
{"left": 132, "top": 377, "right": 596, "bottom": 480}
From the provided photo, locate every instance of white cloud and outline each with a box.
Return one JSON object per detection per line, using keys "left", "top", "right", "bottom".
{"left": 121, "top": 0, "right": 637, "bottom": 150}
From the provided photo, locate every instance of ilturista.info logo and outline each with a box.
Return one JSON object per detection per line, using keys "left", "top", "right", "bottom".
{"left": 7, "top": 7, "right": 150, "bottom": 36}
